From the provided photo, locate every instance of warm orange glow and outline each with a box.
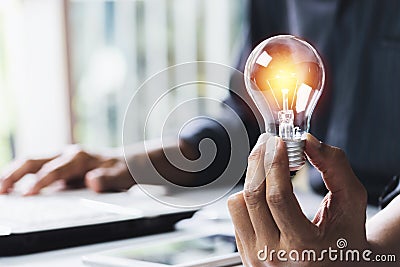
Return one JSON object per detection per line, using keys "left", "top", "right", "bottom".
{"left": 250, "top": 41, "right": 322, "bottom": 111}
{"left": 244, "top": 35, "right": 325, "bottom": 171}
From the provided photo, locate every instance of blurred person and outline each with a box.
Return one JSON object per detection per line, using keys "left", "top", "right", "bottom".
{"left": 1, "top": 0, "right": 399, "bottom": 204}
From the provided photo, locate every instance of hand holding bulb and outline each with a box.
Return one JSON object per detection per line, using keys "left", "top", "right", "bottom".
{"left": 244, "top": 35, "right": 325, "bottom": 172}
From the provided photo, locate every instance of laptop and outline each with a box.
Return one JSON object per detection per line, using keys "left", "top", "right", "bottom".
{"left": 0, "top": 181, "right": 196, "bottom": 256}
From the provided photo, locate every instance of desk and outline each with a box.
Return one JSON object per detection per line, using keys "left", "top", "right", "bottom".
{"left": 0, "top": 186, "right": 237, "bottom": 267}
{"left": 0, "top": 184, "right": 379, "bottom": 267}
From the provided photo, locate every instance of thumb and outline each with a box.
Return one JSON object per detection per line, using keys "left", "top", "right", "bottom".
{"left": 305, "top": 133, "right": 361, "bottom": 194}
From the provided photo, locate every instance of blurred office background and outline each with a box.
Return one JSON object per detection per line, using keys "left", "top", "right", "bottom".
{"left": 0, "top": 0, "right": 247, "bottom": 168}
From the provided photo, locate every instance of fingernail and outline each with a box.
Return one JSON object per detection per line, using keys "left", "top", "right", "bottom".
{"left": 227, "top": 191, "right": 244, "bottom": 215}
{"left": 23, "top": 191, "right": 34, "bottom": 196}
{"left": 244, "top": 133, "right": 273, "bottom": 191}
{"left": 264, "top": 136, "right": 279, "bottom": 174}
{"left": 249, "top": 133, "right": 270, "bottom": 156}
{"left": 255, "top": 133, "right": 270, "bottom": 147}
{"left": 227, "top": 191, "right": 243, "bottom": 202}
{"left": 24, "top": 187, "right": 37, "bottom": 196}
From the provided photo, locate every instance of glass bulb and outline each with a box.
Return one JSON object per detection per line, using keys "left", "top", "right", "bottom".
{"left": 244, "top": 35, "right": 325, "bottom": 171}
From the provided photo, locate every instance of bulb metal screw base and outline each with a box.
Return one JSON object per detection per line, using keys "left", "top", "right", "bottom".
{"left": 284, "top": 139, "right": 305, "bottom": 172}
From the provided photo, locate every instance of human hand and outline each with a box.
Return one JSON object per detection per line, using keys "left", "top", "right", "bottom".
{"left": 0, "top": 146, "right": 134, "bottom": 195}
{"left": 228, "top": 133, "right": 370, "bottom": 266}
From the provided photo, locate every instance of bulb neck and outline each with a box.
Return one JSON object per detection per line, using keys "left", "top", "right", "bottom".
{"left": 284, "top": 139, "right": 305, "bottom": 172}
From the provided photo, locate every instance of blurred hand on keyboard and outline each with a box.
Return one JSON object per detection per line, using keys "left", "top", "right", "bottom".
{"left": 0, "top": 146, "right": 134, "bottom": 195}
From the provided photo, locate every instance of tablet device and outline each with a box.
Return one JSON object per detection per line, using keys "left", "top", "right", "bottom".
{"left": 82, "top": 233, "right": 241, "bottom": 267}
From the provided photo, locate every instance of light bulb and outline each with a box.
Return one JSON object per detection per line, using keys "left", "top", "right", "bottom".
{"left": 244, "top": 35, "right": 325, "bottom": 172}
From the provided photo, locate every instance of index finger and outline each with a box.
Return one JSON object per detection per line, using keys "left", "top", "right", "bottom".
{"left": 25, "top": 161, "right": 75, "bottom": 195}
{"left": 0, "top": 158, "right": 53, "bottom": 194}
{"left": 265, "top": 137, "right": 317, "bottom": 239}
{"left": 243, "top": 134, "right": 279, "bottom": 244}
